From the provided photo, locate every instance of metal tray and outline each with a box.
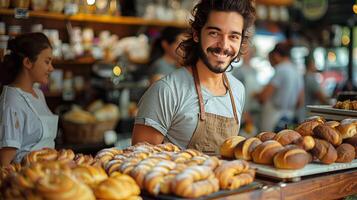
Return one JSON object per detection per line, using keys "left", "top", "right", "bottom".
{"left": 307, "top": 105, "right": 357, "bottom": 117}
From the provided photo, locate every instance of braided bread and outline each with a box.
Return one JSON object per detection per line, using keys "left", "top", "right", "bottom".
{"left": 130, "top": 158, "right": 162, "bottom": 188}
{"left": 143, "top": 160, "right": 177, "bottom": 196}
{"left": 74, "top": 154, "right": 98, "bottom": 166}
{"left": 156, "top": 143, "right": 181, "bottom": 152}
{"left": 173, "top": 149, "right": 203, "bottom": 163}
{"left": 94, "top": 172, "right": 140, "bottom": 200}
{"left": 214, "top": 160, "right": 253, "bottom": 190}
{"left": 95, "top": 148, "right": 123, "bottom": 166}
{"left": 171, "top": 166, "right": 219, "bottom": 198}
{"left": 57, "top": 149, "right": 75, "bottom": 162}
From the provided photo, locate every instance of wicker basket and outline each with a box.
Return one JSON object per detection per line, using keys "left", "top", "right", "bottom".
{"left": 62, "top": 118, "right": 118, "bottom": 144}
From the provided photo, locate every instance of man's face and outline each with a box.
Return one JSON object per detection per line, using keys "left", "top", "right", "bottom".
{"left": 195, "top": 11, "right": 244, "bottom": 73}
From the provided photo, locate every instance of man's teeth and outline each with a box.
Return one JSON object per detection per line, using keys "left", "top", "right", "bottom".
{"left": 213, "top": 52, "right": 228, "bottom": 58}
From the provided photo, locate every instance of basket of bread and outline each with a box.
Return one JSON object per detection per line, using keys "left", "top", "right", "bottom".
{"left": 62, "top": 100, "right": 120, "bottom": 144}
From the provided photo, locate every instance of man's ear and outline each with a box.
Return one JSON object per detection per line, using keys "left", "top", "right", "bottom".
{"left": 193, "top": 31, "right": 199, "bottom": 43}
{"left": 22, "top": 57, "right": 33, "bottom": 70}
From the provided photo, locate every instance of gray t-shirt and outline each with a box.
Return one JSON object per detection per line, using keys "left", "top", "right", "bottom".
{"left": 270, "top": 61, "right": 303, "bottom": 111}
{"left": 0, "top": 86, "right": 53, "bottom": 163}
{"left": 135, "top": 67, "right": 245, "bottom": 149}
{"left": 304, "top": 73, "right": 321, "bottom": 105}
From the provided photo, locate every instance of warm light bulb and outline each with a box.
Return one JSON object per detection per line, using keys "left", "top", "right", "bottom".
{"left": 87, "top": 0, "right": 95, "bottom": 6}
{"left": 113, "top": 66, "right": 122, "bottom": 76}
{"left": 353, "top": 4, "right": 357, "bottom": 14}
{"left": 327, "top": 52, "right": 336, "bottom": 62}
{"left": 342, "top": 35, "right": 350, "bottom": 45}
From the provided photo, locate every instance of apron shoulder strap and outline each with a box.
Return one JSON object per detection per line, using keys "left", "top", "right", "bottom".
{"left": 192, "top": 66, "right": 206, "bottom": 121}
{"left": 223, "top": 74, "right": 239, "bottom": 124}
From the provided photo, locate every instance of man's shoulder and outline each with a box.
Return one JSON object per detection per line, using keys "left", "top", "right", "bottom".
{"left": 226, "top": 73, "right": 244, "bottom": 90}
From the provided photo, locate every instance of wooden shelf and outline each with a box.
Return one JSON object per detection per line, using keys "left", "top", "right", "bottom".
{"left": 0, "top": 9, "right": 189, "bottom": 28}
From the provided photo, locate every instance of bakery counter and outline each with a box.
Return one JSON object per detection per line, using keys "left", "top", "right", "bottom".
{"left": 142, "top": 168, "right": 357, "bottom": 200}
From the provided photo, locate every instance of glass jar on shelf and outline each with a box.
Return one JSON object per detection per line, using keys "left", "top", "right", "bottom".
{"left": 48, "top": 0, "right": 64, "bottom": 13}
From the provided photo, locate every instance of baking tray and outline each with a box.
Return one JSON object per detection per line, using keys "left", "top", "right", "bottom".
{"left": 141, "top": 181, "right": 263, "bottom": 200}
{"left": 250, "top": 159, "right": 357, "bottom": 182}
{"left": 307, "top": 105, "right": 357, "bottom": 117}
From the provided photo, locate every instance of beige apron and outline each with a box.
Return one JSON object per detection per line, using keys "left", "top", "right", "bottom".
{"left": 187, "top": 66, "right": 239, "bottom": 154}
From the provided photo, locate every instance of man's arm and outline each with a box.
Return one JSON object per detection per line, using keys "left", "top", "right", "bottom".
{"left": 0, "top": 147, "right": 17, "bottom": 166}
{"left": 132, "top": 124, "right": 165, "bottom": 145}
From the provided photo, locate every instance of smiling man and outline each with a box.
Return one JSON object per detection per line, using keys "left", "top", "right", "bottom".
{"left": 132, "top": 0, "right": 256, "bottom": 153}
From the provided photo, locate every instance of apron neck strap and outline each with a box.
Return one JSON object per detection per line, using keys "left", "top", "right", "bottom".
{"left": 192, "top": 65, "right": 206, "bottom": 121}
{"left": 192, "top": 66, "right": 239, "bottom": 124}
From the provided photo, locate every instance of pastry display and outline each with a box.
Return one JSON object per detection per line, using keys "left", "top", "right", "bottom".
{"left": 333, "top": 100, "right": 357, "bottom": 110}
{"left": 220, "top": 135, "right": 246, "bottom": 158}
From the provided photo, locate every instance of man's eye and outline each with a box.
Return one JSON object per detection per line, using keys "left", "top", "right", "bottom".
{"left": 231, "top": 35, "right": 240, "bottom": 40}
{"left": 209, "top": 32, "right": 218, "bottom": 37}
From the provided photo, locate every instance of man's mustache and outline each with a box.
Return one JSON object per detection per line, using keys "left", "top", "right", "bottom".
{"left": 207, "top": 47, "right": 234, "bottom": 57}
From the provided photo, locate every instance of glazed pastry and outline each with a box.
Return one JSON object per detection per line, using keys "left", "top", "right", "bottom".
{"left": 325, "top": 121, "right": 340, "bottom": 128}
{"left": 72, "top": 165, "right": 108, "bottom": 188}
{"left": 273, "top": 145, "right": 310, "bottom": 169}
{"left": 220, "top": 136, "right": 246, "bottom": 158}
{"left": 95, "top": 148, "right": 123, "bottom": 166}
{"left": 234, "top": 137, "right": 262, "bottom": 160}
{"left": 336, "top": 120, "right": 357, "bottom": 139}
{"left": 22, "top": 148, "right": 58, "bottom": 165}
{"left": 57, "top": 149, "right": 75, "bottom": 162}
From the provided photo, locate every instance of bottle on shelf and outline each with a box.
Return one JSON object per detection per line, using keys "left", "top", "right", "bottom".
{"left": 62, "top": 70, "right": 75, "bottom": 101}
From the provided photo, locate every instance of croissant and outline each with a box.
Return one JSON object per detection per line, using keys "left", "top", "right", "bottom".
{"left": 214, "top": 160, "right": 254, "bottom": 190}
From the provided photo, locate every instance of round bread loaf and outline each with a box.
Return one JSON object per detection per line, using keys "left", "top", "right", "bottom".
{"left": 251, "top": 140, "right": 283, "bottom": 165}
{"left": 335, "top": 143, "right": 355, "bottom": 163}
{"left": 256, "top": 132, "right": 276, "bottom": 142}
{"left": 220, "top": 136, "right": 246, "bottom": 159}
{"left": 273, "top": 145, "right": 311, "bottom": 169}
{"left": 234, "top": 137, "right": 262, "bottom": 160}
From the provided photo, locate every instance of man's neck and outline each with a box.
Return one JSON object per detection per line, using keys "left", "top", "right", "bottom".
{"left": 195, "top": 60, "right": 227, "bottom": 96}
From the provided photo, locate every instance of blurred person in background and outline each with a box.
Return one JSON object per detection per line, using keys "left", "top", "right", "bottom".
{"left": 304, "top": 55, "right": 329, "bottom": 106}
{"left": 149, "top": 27, "right": 186, "bottom": 84}
{"left": 232, "top": 46, "right": 261, "bottom": 136}
{"left": 255, "top": 42, "right": 304, "bottom": 132}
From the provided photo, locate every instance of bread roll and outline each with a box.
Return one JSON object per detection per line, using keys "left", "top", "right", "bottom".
{"left": 256, "top": 132, "right": 276, "bottom": 142}
{"left": 311, "top": 139, "right": 337, "bottom": 164}
{"left": 304, "top": 116, "right": 325, "bottom": 123}
{"left": 274, "top": 129, "right": 302, "bottom": 146}
{"left": 336, "top": 121, "right": 357, "bottom": 139}
{"left": 313, "top": 124, "right": 342, "bottom": 146}
{"left": 220, "top": 136, "right": 246, "bottom": 158}
{"left": 234, "top": 137, "right": 262, "bottom": 160}
{"left": 295, "top": 120, "right": 323, "bottom": 136}
{"left": 251, "top": 140, "right": 284, "bottom": 165}
{"left": 325, "top": 121, "right": 340, "bottom": 128}
{"left": 344, "top": 136, "right": 357, "bottom": 158}
{"left": 295, "top": 136, "right": 315, "bottom": 151}
{"left": 273, "top": 145, "right": 311, "bottom": 169}
{"left": 335, "top": 143, "right": 355, "bottom": 163}
{"left": 94, "top": 104, "right": 120, "bottom": 121}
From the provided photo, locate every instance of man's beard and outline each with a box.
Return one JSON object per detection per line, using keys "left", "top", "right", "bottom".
{"left": 198, "top": 42, "right": 237, "bottom": 74}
